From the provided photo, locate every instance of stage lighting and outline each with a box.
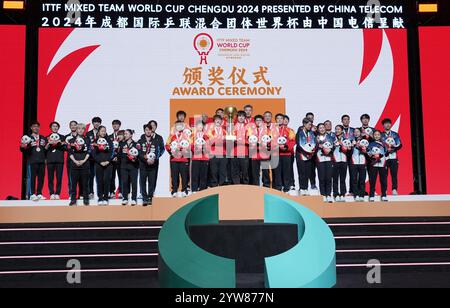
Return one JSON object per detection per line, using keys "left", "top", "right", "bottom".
{"left": 418, "top": 2, "right": 438, "bottom": 13}
{"left": 2, "top": 0, "right": 25, "bottom": 10}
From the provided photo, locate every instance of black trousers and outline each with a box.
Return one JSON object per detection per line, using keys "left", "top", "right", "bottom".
{"left": 191, "top": 160, "right": 209, "bottom": 192}
{"left": 231, "top": 158, "right": 250, "bottom": 185}
{"left": 66, "top": 159, "right": 73, "bottom": 196}
{"left": 276, "top": 155, "right": 294, "bottom": 192}
{"left": 110, "top": 161, "right": 122, "bottom": 195}
{"left": 121, "top": 167, "right": 138, "bottom": 201}
{"left": 309, "top": 159, "right": 317, "bottom": 187}
{"left": 290, "top": 154, "right": 296, "bottom": 188}
{"left": 317, "top": 161, "right": 333, "bottom": 197}
{"left": 95, "top": 163, "right": 113, "bottom": 201}
{"left": 251, "top": 160, "right": 270, "bottom": 187}
{"left": 369, "top": 166, "right": 388, "bottom": 198}
{"left": 348, "top": 161, "right": 354, "bottom": 194}
{"left": 210, "top": 157, "right": 228, "bottom": 187}
{"left": 350, "top": 164, "right": 367, "bottom": 198}
{"left": 29, "top": 163, "right": 45, "bottom": 196}
{"left": 47, "top": 163, "right": 63, "bottom": 195}
{"left": 296, "top": 155, "right": 313, "bottom": 190}
{"left": 170, "top": 161, "right": 189, "bottom": 194}
{"left": 70, "top": 168, "right": 89, "bottom": 202}
{"left": 332, "top": 162, "right": 348, "bottom": 197}
{"left": 140, "top": 165, "right": 159, "bottom": 201}
{"left": 271, "top": 157, "right": 282, "bottom": 191}
{"left": 88, "top": 160, "right": 95, "bottom": 195}
{"left": 386, "top": 159, "right": 399, "bottom": 190}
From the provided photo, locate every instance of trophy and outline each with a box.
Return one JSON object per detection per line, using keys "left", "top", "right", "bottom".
{"left": 224, "top": 106, "right": 238, "bottom": 141}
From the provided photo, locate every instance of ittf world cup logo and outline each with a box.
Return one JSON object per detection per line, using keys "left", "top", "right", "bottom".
{"left": 194, "top": 33, "right": 213, "bottom": 65}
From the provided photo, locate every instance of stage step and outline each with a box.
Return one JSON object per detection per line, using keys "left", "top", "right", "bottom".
{"left": 0, "top": 218, "right": 450, "bottom": 288}
{"left": 0, "top": 221, "right": 161, "bottom": 288}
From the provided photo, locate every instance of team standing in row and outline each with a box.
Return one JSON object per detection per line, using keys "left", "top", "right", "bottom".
{"left": 20, "top": 105, "right": 402, "bottom": 205}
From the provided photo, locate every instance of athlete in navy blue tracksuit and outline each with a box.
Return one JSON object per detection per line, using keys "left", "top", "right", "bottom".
{"left": 381, "top": 118, "right": 403, "bottom": 195}
{"left": 68, "top": 124, "right": 91, "bottom": 206}
{"left": 119, "top": 129, "right": 140, "bottom": 206}
{"left": 349, "top": 128, "right": 368, "bottom": 202}
{"left": 92, "top": 126, "right": 115, "bottom": 205}
{"left": 65, "top": 120, "right": 78, "bottom": 197}
{"left": 368, "top": 130, "right": 389, "bottom": 202}
{"left": 86, "top": 117, "right": 102, "bottom": 198}
{"left": 138, "top": 123, "right": 165, "bottom": 206}
{"left": 45, "top": 122, "right": 66, "bottom": 200}
{"left": 20, "top": 122, "right": 47, "bottom": 201}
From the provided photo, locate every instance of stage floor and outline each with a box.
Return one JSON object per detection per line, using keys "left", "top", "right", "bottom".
{"left": 1, "top": 186, "right": 450, "bottom": 223}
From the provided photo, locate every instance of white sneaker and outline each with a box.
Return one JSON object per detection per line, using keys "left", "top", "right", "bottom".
{"left": 288, "top": 188, "right": 298, "bottom": 196}
{"left": 392, "top": 189, "right": 398, "bottom": 196}
{"left": 335, "top": 196, "right": 341, "bottom": 202}
{"left": 171, "top": 193, "right": 177, "bottom": 198}
{"left": 89, "top": 193, "right": 94, "bottom": 200}
{"left": 109, "top": 193, "right": 115, "bottom": 199}
{"left": 54, "top": 195, "right": 60, "bottom": 200}
{"left": 37, "top": 195, "right": 46, "bottom": 200}
{"left": 381, "top": 196, "right": 389, "bottom": 202}
{"left": 80, "top": 196, "right": 84, "bottom": 200}
{"left": 369, "top": 197, "right": 375, "bottom": 202}
{"left": 323, "top": 196, "right": 328, "bottom": 203}
{"left": 181, "top": 192, "right": 188, "bottom": 198}
{"left": 341, "top": 196, "right": 346, "bottom": 203}
{"left": 118, "top": 193, "right": 123, "bottom": 199}
{"left": 327, "top": 196, "right": 333, "bottom": 203}
{"left": 121, "top": 199, "right": 128, "bottom": 205}
{"left": 30, "top": 194, "right": 38, "bottom": 202}
{"left": 131, "top": 200, "right": 137, "bottom": 206}
{"left": 50, "top": 194, "right": 55, "bottom": 200}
